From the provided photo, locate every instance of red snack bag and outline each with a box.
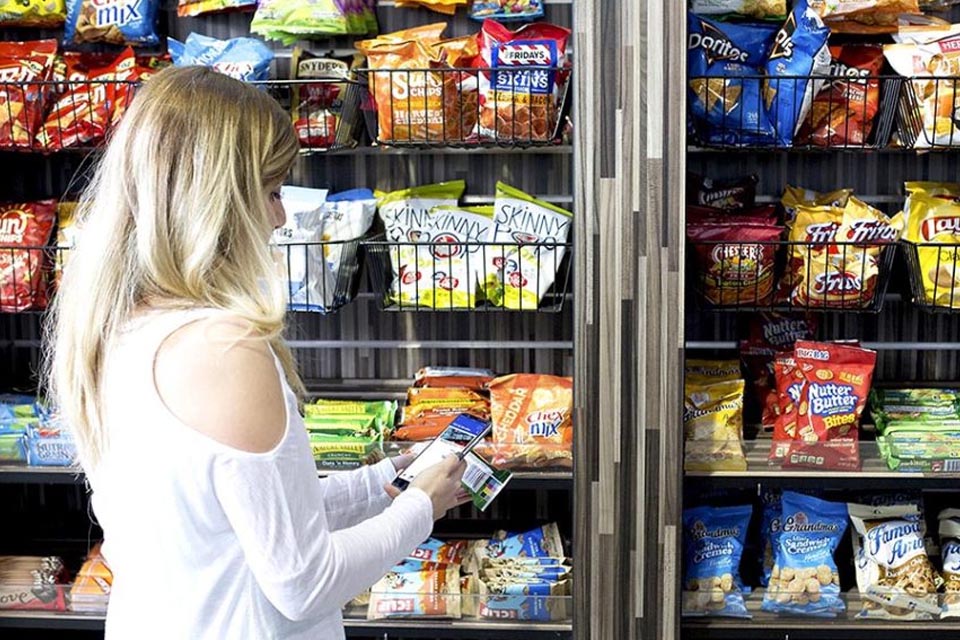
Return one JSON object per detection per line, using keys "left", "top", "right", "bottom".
{"left": 687, "top": 173, "right": 758, "bottom": 211}
{"left": 784, "top": 340, "right": 876, "bottom": 471}
{"left": 687, "top": 222, "right": 783, "bottom": 306}
{"left": 769, "top": 353, "right": 803, "bottom": 464}
{"left": 686, "top": 204, "right": 779, "bottom": 227}
{"left": 797, "top": 45, "right": 884, "bottom": 147}
{"left": 0, "top": 40, "right": 58, "bottom": 149}
{"left": 0, "top": 200, "right": 57, "bottom": 312}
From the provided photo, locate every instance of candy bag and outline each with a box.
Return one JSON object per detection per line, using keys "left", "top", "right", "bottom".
{"left": 683, "top": 378, "right": 748, "bottom": 472}
{"left": 761, "top": 492, "right": 847, "bottom": 617}
{"left": 0, "top": 0, "right": 65, "bottom": 26}
{"left": 485, "top": 183, "right": 572, "bottom": 309}
{"left": 682, "top": 504, "right": 752, "bottom": 618}
{"left": 169, "top": 33, "right": 273, "bottom": 82}
{"left": 0, "top": 40, "right": 58, "bottom": 150}
{"left": 488, "top": 374, "right": 573, "bottom": 468}
{"left": 0, "top": 200, "right": 57, "bottom": 312}
{"left": 64, "top": 0, "right": 159, "bottom": 47}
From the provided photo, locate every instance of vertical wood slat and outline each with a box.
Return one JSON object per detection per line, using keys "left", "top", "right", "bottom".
{"left": 573, "top": 0, "right": 684, "bottom": 638}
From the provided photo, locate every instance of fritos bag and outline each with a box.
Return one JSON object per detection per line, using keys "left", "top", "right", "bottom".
{"left": 781, "top": 184, "right": 853, "bottom": 226}
{"left": 0, "top": 200, "right": 57, "bottom": 312}
{"left": 903, "top": 191, "right": 960, "bottom": 308}
{"left": 784, "top": 341, "right": 876, "bottom": 471}
{"left": 683, "top": 378, "right": 748, "bottom": 472}
{"left": 849, "top": 503, "right": 940, "bottom": 620}
{"left": 0, "top": 40, "right": 58, "bottom": 150}
{"left": 477, "top": 20, "right": 570, "bottom": 142}
{"left": 682, "top": 504, "right": 752, "bottom": 618}
{"left": 488, "top": 374, "right": 572, "bottom": 469}
{"left": 687, "top": 221, "right": 783, "bottom": 306}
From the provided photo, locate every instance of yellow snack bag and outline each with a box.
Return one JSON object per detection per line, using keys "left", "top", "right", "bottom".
{"left": 781, "top": 185, "right": 853, "bottom": 226}
{"left": 904, "top": 192, "right": 960, "bottom": 307}
{"left": 683, "top": 378, "right": 747, "bottom": 472}
{"left": 684, "top": 359, "right": 742, "bottom": 384}
{"left": 0, "top": 0, "right": 66, "bottom": 27}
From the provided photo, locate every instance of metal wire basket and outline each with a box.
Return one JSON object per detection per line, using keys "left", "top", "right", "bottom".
{"left": 895, "top": 75, "right": 960, "bottom": 150}
{"left": 363, "top": 235, "right": 572, "bottom": 312}
{"left": 0, "top": 245, "right": 62, "bottom": 313}
{"left": 275, "top": 238, "right": 366, "bottom": 314}
{"left": 902, "top": 240, "right": 960, "bottom": 312}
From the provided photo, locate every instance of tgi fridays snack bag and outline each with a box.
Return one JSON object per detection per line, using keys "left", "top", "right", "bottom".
{"left": 940, "top": 509, "right": 960, "bottom": 618}
{"left": 849, "top": 502, "right": 941, "bottom": 620}
{"left": 682, "top": 504, "right": 752, "bottom": 618}
{"left": 903, "top": 187, "right": 960, "bottom": 308}
{"left": 761, "top": 492, "right": 847, "bottom": 617}
{"left": 683, "top": 359, "right": 748, "bottom": 472}
{"left": 488, "top": 373, "right": 572, "bottom": 468}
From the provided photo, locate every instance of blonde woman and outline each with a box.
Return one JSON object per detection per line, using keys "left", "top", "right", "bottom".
{"left": 44, "top": 66, "right": 466, "bottom": 639}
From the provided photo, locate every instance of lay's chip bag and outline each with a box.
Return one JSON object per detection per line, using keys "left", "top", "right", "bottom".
{"left": 903, "top": 190, "right": 960, "bottom": 308}
{"left": 486, "top": 182, "right": 572, "bottom": 310}
{"left": 682, "top": 504, "right": 752, "bottom": 618}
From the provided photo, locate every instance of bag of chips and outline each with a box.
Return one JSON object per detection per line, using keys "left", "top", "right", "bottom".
{"left": 488, "top": 374, "right": 572, "bottom": 469}
{"left": 0, "top": 200, "right": 57, "bottom": 313}
{"left": 169, "top": 33, "right": 273, "bottom": 82}
{"left": 687, "top": 173, "right": 759, "bottom": 210}
{"left": 683, "top": 377, "right": 748, "bottom": 471}
{"left": 251, "top": 0, "right": 373, "bottom": 43}
{"left": 476, "top": 19, "right": 571, "bottom": 142}
{"left": 685, "top": 359, "right": 742, "bottom": 383}
{"left": 797, "top": 45, "right": 884, "bottom": 147}
{"left": 940, "top": 509, "right": 960, "bottom": 618}
{"left": 903, "top": 191, "right": 960, "bottom": 308}
{"left": 0, "top": 40, "right": 58, "bottom": 150}
{"left": 849, "top": 502, "right": 940, "bottom": 620}
{"left": 64, "top": 0, "right": 159, "bottom": 47}
{"left": 471, "top": 0, "right": 544, "bottom": 21}
{"left": 762, "top": 492, "right": 847, "bottom": 617}
{"left": 291, "top": 49, "right": 363, "bottom": 149}
{"left": 368, "top": 559, "right": 462, "bottom": 620}
{"left": 485, "top": 183, "right": 572, "bottom": 310}
{"left": 682, "top": 504, "right": 752, "bottom": 618}
{"left": 177, "top": 0, "right": 255, "bottom": 17}
{"left": 811, "top": 0, "right": 921, "bottom": 34}
{"left": 418, "top": 205, "right": 494, "bottom": 308}
{"left": 686, "top": 220, "right": 783, "bottom": 306}
{"left": 0, "top": 0, "right": 65, "bottom": 25}
{"left": 690, "top": 0, "right": 786, "bottom": 19}
{"left": 784, "top": 341, "right": 877, "bottom": 471}
{"left": 781, "top": 184, "right": 853, "bottom": 226}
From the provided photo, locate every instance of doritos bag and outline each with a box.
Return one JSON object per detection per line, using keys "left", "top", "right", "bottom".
{"left": 477, "top": 20, "right": 571, "bottom": 142}
{"left": 64, "top": 0, "right": 159, "bottom": 47}
{"left": 762, "top": 0, "right": 831, "bottom": 147}
{"left": 0, "top": 40, "right": 58, "bottom": 150}
{"left": 0, "top": 200, "right": 57, "bottom": 312}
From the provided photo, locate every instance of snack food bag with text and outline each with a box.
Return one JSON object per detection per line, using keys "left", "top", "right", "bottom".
{"left": 940, "top": 509, "right": 960, "bottom": 618}
{"left": 682, "top": 504, "right": 752, "bottom": 618}
{"left": 488, "top": 373, "right": 572, "bottom": 469}
{"left": 177, "top": 0, "right": 255, "bottom": 17}
{"left": 367, "top": 559, "right": 462, "bottom": 620}
{"left": 0, "top": 200, "right": 57, "bottom": 312}
{"left": 169, "top": 33, "right": 273, "bottom": 82}
{"left": 903, "top": 190, "right": 960, "bottom": 308}
{"left": 0, "top": 40, "right": 58, "bottom": 150}
{"left": 421, "top": 205, "right": 494, "bottom": 309}
{"left": 684, "top": 376, "right": 748, "bottom": 472}
{"left": 64, "top": 0, "right": 159, "bottom": 47}
{"left": 290, "top": 49, "right": 363, "bottom": 149}
{"left": 0, "top": 0, "right": 65, "bottom": 25}
{"left": 812, "top": 0, "right": 921, "bottom": 34}
{"left": 690, "top": 0, "right": 786, "bottom": 19}
{"left": 471, "top": 0, "right": 544, "bottom": 21}
{"left": 687, "top": 173, "right": 759, "bottom": 211}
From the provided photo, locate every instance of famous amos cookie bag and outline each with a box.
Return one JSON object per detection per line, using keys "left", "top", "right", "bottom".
{"left": 762, "top": 492, "right": 847, "bottom": 617}
{"left": 849, "top": 502, "right": 941, "bottom": 620}
{"left": 682, "top": 504, "right": 752, "bottom": 618}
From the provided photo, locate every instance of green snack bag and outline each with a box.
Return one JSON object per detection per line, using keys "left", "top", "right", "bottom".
{"left": 309, "top": 434, "right": 383, "bottom": 470}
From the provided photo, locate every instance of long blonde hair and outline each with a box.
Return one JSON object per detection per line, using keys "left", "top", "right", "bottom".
{"left": 44, "top": 66, "right": 305, "bottom": 473}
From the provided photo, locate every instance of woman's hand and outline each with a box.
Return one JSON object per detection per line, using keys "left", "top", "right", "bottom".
{"left": 384, "top": 456, "right": 469, "bottom": 520}
{"left": 390, "top": 453, "right": 416, "bottom": 472}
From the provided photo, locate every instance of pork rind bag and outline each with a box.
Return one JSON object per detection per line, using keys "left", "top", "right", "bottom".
{"left": 488, "top": 374, "right": 572, "bottom": 469}
{"left": 368, "top": 559, "right": 462, "bottom": 620}
{"left": 682, "top": 504, "right": 752, "bottom": 618}
{"left": 940, "top": 509, "right": 960, "bottom": 618}
{"left": 477, "top": 20, "right": 570, "bottom": 142}
{"left": 903, "top": 190, "right": 960, "bottom": 308}
{"left": 850, "top": 503, "right": 940, "bottom": 620}
{"left": 376, "top": 180, "right": 466, "bottom": 307}
{"left": 485, "top": 182, "right": 572, "bottom": 309}
{"left": 761, "top": 492, "right": 847, "bottom": 617}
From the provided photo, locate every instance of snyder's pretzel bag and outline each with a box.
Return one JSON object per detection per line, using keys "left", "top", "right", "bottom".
{"left": 684, "top": 377, "right": 748, "bottom": 472}
{"left": 368, "top": 560, "right": 461, "bottom": 620}
{"left": 849, "top": 503, "right": 940, "bottom": 620}
{"left": 940, "top": 510, "right": 960, "bottom": 618}
{"left": 682, "top": 504, "right": 752, "bottom": 618}
{"left": 486, "top": 182, "right": 572, "bottom": 309}
{"left": 64, "top": 0, "right": 159, "bottom": 46}
{"left": 477, "top": 20, "right": 570, "bottom": 142}
{"left": 0, "top": 200, "right": 57, "bottom": 313}
{"left": 761, "top": 492, "right": 847, "bottom": 617}
{"left": 488, "top": 374, "right": 572, "bottom": 468}
{"left": 797, "top": 45, "right": 884, "bottom": 147}
{"left": 290, "top": 49, "right": 362, "bottom": 149}
{"left": 687, "top": 220, "right": 782, "bottom": 306}
{"left": 0, "top": 40, "right": 58, "bottom": 150}
{"left": 903, "top": 191, "right": 960, "bottom": 307}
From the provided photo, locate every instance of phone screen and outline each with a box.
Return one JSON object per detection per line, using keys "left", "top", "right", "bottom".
{"left": 393, "top": 426, "right": 490, "bottom": 490}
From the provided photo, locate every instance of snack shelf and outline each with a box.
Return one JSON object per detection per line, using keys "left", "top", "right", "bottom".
{"left": 683, "top": 590, "right": 960, "bottom": 639}
{"left": 685, "top": 341, "right": 960, "bottom": 351}
{"left": 684, "top": 440, "right": 960, "bottom": 490}
{"left": 0, "top": 611, "right": 573, "bottom": 638}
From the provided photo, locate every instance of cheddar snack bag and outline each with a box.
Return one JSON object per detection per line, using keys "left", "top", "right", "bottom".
{"left": 64, "top": 0, "right": 159, "bottom": 46}
{"left": 903, "top": 191, "right": 960, "bottom": 308}
{"left": 488, "top": 374, "right": 572, "bottom": 468}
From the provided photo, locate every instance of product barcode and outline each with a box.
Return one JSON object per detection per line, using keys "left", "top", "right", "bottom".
{"left": 943, "top": 459, "right": 960, "bottom": 473}
{"left": 462, "top": 461, "right": 492, "bottom": 492}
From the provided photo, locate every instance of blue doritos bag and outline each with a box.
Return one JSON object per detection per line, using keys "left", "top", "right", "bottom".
{"left": 682, "top": 504, "right": 752, "bottom": 618}
{"left": 763, "top": 0, "right": 830, "bottom": 146}
{"left": 687, "top": 12, "right": 779, "bottom": 146}
{"left": 65, "top": 0, "right": 159, "bottom": 47}
{"left": 761, "top": 492, "right": 848, "bottom": 617}
{"left": 169, "top": 33, "right": 273, "bottom": 82}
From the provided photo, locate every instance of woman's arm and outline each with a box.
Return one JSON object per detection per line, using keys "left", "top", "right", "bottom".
{"left": 314, "top": 458, "right": 397, "bottom": 530}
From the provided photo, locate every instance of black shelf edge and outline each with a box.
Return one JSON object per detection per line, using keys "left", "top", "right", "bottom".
{"left": 682, "top": 619, "right": 960, "bottom": 640}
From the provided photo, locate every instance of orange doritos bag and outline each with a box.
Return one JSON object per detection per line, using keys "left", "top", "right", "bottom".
{"left": 488, "top": 373, "right": 573, "bottom": 469}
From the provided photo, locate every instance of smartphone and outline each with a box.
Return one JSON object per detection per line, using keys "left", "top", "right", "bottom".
{"left": 391, "top": 424, "right": 492, "bottom": 491}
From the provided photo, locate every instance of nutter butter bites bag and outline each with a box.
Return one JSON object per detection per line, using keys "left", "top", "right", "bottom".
{"left": 64, "top": 0, "right": 159, "bottom": 46}
{"left": 761, "top": 492, "right": 847, "bottom": 617}
{"left": 850, "top": 503, "right": 940, "bottom": 620}
{"left": 486, "top": 183, "right": 572, "bottom": 310}
{"left": 904, "top": 191, "right": 960, "bottom": 307}
{"left": 681, "top": 504, "right": 752, "bottom": 618}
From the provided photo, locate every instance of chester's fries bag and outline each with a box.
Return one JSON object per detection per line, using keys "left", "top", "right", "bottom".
{"left": 376, "top": 180, "right": 467, "bottom": 307}
{"left": 690, "top": 0, "right": 786, "bottom": 19}
{"left": 477, "top": 20, "right": 570, "bottom": 142}
{"left": 682, "top": 504, "right": 752, "bottom": 618}
{"left": 785, "top": 341, "right": 876, "bottom": 471}
{"left": 488, "top": 374, "right": 572, "bottom": 468}
{"left": 903, "top": 191, "right": 960, "bottom": 307}
{"left": 762, "top": 0, "right": 831, "bottom": 147}
{"left": 368, "top": 560, "right": 462, "bottom": 620}
{"left": 940, "top": 509, "right": 960, "bottom": 618}
{"left": 686, "top": 221, "right": 783, "bottom": 306}
{"left": 885, "top": 34, "right": 960, "bottom": 148}
{"left": 683, "top": 378, "right": 748, "bottom": 472}
{"left": 687, "top": 14, "right": 779, "bottom": 146}
{"left": 64, "top": 0, "right": 159, "bottom": 46}
{"left": 0, "top": 0, "right": 65, "bottom": 25}
{"left": 485, "top": 183, "right": 572, "bottom": 309}
{"left": 797, "top": 45, "right": 884, "bottom": 147}
{"left": 849, "top": 503, "right": 940, "bottom": 620}
{"left": 0, "top": 40, "right": 58, "bottom": 150}
{"left": 169, "top": 33, "right": 273, "bottom": 82}
{"left": 761, "top": 492, "right": 847, "bottom": 617}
